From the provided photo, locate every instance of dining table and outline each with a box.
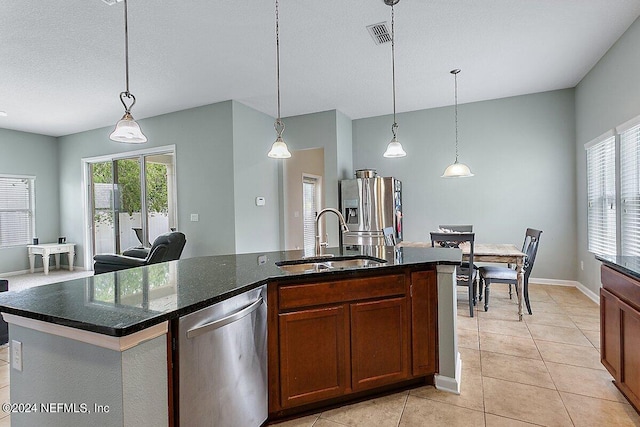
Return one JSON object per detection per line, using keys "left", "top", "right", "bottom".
{"left": 398, "top": 241, "right": 527, "bottom": 320}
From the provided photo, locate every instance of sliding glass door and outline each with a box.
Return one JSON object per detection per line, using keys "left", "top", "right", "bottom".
{"left": 88, "top": 148, "right": 176, "bottom": 258}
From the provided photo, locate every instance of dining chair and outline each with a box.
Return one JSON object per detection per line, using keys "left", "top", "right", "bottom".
{"left": 438, "top": 224, "right": 473, "bottom": 232}
{"left": 478, "top": 228, "right": 542, "bottom": 314}
{"left": 430, "top": 232, "right": 477, "bottom": 317}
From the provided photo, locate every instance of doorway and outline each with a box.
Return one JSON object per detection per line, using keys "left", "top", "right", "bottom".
{"left": 282, "top": 148, "right": 324, "bottom": 251}
{"left": 84, "top": 146, "right": 177, "bottom": 262}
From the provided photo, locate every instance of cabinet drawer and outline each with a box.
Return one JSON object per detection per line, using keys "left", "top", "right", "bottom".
{"left": 279, "top": 274, "right": 406, "bottom": 310}
{"left": 602, "top": 265, "right": 640, "bottom": 312}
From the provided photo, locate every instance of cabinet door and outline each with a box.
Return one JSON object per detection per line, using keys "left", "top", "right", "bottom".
{"left": 351, "top": 297, "right": 410, "bottom": 391}
{"left": 619, "top": 298, "right": 640, "bottom": 407}
{"left": 278, "top": 305, "right": 349, "bottom": 408}
{"left": 601, "top": 288, "right": 621, "bottom": 380}
{"left": 411, "top": 270, "right": 438, "bottom": 376}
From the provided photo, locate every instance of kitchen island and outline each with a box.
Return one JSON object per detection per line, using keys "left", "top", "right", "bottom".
{"left": 597, "top": 254, "right": 640, "bottom": 413}
{"left": 0, "top": 245, "right": 462, "bottom": 427}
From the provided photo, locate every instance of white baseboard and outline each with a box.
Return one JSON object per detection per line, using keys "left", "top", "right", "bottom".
{"left": 1, "top": 266, "right": 88, "bottom": 277}
{"left": 435, "top": 351, "right": 462, "bottom": 395}
{"left": 575, "top": 282, "right": 600, "bottom": 305}
{"left": 530, "top": 277, "right": 600, "bottom": 305}
{"left": 1, "top": 268, "right": 33, "bottom": 277}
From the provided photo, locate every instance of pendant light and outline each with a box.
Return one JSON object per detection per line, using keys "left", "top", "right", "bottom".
{"left": 267, "top": 0, "right": 292, "bottom": 159}
{"left": 441, "top": 69, "right": 473, "bottom": 177}
{"left": 383, "top": 0, "right": 406, "bottom": 158}
{"left": 109, "top": 0, "right": 147, "bottom": 144}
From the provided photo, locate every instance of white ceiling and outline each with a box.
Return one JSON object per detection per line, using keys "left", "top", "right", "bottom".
{"left": 1, "top": 0, "right": 640, "bottom": 137}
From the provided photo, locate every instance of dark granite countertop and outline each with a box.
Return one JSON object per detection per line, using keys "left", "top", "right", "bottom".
{"left": 0, "top": 245, "right": 461, "bottom": 337}
{"left": 596, "top": 254, "right": 640, "bottom": 280}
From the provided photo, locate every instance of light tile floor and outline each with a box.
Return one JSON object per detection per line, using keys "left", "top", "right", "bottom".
{"left": 273, "top": 283, "right": 640, "bottom": 427}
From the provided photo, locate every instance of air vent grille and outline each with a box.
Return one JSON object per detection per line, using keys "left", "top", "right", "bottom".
{"left": 367, "top": 22, "right": 391, "bottom": 45}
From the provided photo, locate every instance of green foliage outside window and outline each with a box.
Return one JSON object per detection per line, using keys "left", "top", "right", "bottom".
{"left": 92, "top": 160, "right": 168, "bottom": 216}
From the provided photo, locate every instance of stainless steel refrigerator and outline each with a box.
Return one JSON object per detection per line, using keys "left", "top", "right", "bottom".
{"left": 339, "top": 169, "right": 402, "bottom": 246}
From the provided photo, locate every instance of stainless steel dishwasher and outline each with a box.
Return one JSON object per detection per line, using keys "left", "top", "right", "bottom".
{"left": 178, "top": 285, "right": 267, "bottom": 427}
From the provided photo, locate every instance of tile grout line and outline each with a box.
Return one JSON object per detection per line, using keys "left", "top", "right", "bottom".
{"left": 395, "top": 391, "right": 409, "bottom": 427}
{"left": 524, "top": 296, "right": 577, "bottom": 427}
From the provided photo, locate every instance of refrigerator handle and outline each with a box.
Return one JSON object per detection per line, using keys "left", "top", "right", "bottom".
{"left": 363, "top": 179, "right": 370, "bottom": 230}
{"left": 186, "top": 297, "right": 264, "bottom": 339}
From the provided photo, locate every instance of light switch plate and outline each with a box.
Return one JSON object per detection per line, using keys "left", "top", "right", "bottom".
{"left": 12, "top": 340, "right": 22, "bottom": 371}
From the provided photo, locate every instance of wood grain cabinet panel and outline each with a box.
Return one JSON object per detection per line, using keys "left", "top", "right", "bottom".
{"left": 350, "top": 296, "right": 410, "bottom": 391}
{"left": 601, "top": 265, "right": 640, "bottom": 412}
{"left": 269, "top": 268, "right": 438, "bottom": 417}
{"left": 278, "top": 305, "right": 349, "bottom": 408}
{"left": 601, "top": 287, "right": 621, "bottom": 380}
{"left": 411, "top": 271, "right": 438, "bottom": 376}
{"left": 619, "top": 299, "right": 640, "bottom": 407}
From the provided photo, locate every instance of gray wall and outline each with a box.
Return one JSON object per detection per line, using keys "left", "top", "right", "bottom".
{"left": 231, "top": 101, "right": 281, "bottom": 254}
{"left": 57, "top": 101, "right": 239, "bottom": 268}
{"left": 281, "top": 110, "right": 349, "bottom": 248}
{"left": 0, "top": 129, "right": 59, "bottom": 273}
{"left": 353, "top": 89, "right": 577, "bottom": 280}
{"left": 10, "top": 325, "right": 167, "bottom": 427}
{"left": 575, "top": 16, "right": 640, "bottom": 294}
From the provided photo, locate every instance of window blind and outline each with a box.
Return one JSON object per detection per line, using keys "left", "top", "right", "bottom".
{"left": 586, "top": 136, "right": 616, "bottom": 255}
{"left": 302, "top": 178, "right": 318, "bottom": 254}
{"left": 0, "top": 176, "right": 35, "bottom": 247}
{"left": 621, "top": 124, "right": 640, "bottom": 255}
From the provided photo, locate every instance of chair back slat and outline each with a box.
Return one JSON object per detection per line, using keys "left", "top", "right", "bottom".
{"left": 438, "top": 224, "right": 473, "bottom": 233}
{"left": 521, "top": 228, "right": 542, "bottom": 279}
{"left": 430, "top": 232, "right": 475, "bottom": 285}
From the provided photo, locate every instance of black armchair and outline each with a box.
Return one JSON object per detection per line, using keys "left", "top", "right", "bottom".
{"left": 93, "top": 232, "right": 186, "bottom": 274}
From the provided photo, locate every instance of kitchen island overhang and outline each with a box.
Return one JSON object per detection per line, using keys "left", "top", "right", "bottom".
{"left": 0, "top": 245, "right": 462, "bottom": 427}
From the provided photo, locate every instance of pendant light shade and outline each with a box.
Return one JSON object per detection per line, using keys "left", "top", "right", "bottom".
{"left": 442, "top": 161, "right": 474, "bottom": 178}
{"left": 383, "top": 124, "right": 406, "bottom": 158}
{"left": 110, "top": 0, "right": 147, "bottom": 144}
{"left": 441, "top": 69, "right": 473, "bottom": 178}
{"left": 110, "top": 112, "right": 147, "bottom": 143}
{"left": 382, "top": 0, "right": 406, "bottom": 158}
{"left": 268, "top": 0, "right": 291, "bottom": 159}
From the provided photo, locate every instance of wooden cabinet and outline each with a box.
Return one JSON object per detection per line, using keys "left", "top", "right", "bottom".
{"left": 601, "top": 287, "right": 621, "bottom": 379}
{"left": 278, "top": 305, "right": 349, "bottom": 408}
{"left": 411, "top": 271, "right": 438, "bottom": 376}
{"left": 268, "top": 268, "right": 437, "bottom": 417}
{"left": 600, "top": 265, "right": 640, "bottom": 412}
{"left": 351, "top": 296, "right": 410, "bottom": 391}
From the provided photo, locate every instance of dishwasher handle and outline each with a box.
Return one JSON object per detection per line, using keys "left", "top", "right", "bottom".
{"left": 186, "top": 297, "right": 264, "bottom": 339}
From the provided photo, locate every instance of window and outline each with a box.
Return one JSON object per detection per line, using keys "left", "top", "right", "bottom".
{"left": 586, "top": 135, "right": 616, "bottom": 254}
{"left": 302, "top": 175, "right": 320, "bottom": 256}
{"left": 0, "top": 175, "right": 35, "bottom": 247}
{"left": 586, "top": 116, "right": 640, "bottom": 256}
{"left": 621, "top": 123, "right": 640, "bottom": 255}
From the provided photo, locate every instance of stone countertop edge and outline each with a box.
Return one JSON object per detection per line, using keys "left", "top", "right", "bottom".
{"left": 0, "top": 246, "right": 462, "bottom": 338}
{"left": 596, "top": 254, "right": 640, "bottom": 281}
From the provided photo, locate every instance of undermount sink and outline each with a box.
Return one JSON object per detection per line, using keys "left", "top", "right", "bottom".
{"left": 276, "top": 256, "right": 387, "bottom": 274}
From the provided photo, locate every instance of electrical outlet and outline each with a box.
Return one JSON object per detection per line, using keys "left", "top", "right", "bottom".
{"left": 12, "top": 340, "right": 22, "bottom": 371}
{"left": 190, "top": 214, "right": 199, "bottom": 222}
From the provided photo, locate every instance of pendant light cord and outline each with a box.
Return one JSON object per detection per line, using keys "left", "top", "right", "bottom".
{"left": 454, "top": 71, "right": 458, "bottom": 162}
{"left": 124, "top": 0, "right": 130, "bottom": 95}
{"left": 274, "top": 0, "right": 285, "bottom": 137}
{"left": 450, "top": 69, "right": 461, "bottom": 163}
{"left": 119, "top": 0, "right": 136, "bottom": 113}
{"left": 391, "top": 4, "right": 397, "bottom": 138}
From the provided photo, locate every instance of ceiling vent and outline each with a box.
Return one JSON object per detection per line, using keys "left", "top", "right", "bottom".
{"left": 366, "top": 22, "right": 391, "bottom": 45}
{"left": 101, "top": 0, "right": 123, "bottom": 5}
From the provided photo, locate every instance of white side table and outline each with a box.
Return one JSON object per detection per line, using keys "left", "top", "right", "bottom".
{"left": 27, "top": 243, "right": 75, "bottom": 275}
